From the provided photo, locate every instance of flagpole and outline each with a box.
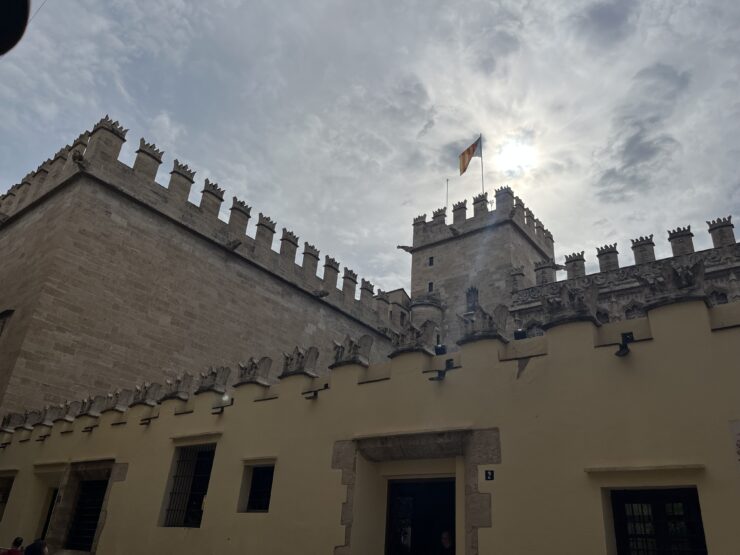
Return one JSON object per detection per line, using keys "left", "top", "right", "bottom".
{"left": 479, "top": 133, "right": 485, "bottom": 194}
{"left": 446, "top": 178, "right": 449, "bottom": 210}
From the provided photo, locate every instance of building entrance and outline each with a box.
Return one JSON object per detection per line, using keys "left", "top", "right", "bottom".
{"left": 385, "top": 478, "right": 455, "bottom": 555}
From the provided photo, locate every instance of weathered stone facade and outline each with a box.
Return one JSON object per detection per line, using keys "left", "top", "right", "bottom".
{"left": 510, "top": 228, "right": 739, "bottom": 336}
{"left": 0, "top": 117, "right": 403, "bottom": 414}
{"left": 406, "top": 187, "right": 553, "bottom": 346}
{"left": 1, "top": 116, "right": 739, "bottom": 555}
{"left": 1, "top": 116, "right": 738, "bottom": 415}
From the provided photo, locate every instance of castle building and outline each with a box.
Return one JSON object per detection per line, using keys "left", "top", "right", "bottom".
{"left": 0, "top": 117, "right": 738, "bottom": 554}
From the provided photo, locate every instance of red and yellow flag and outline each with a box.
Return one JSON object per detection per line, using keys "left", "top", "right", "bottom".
{"left": 459, "top": 136, "right": 482, "bottom": 175}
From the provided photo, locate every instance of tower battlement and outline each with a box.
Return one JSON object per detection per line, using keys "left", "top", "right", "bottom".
{"left": 0, "top": 116, "right": 406, "bottom": 340}
{"left": 510, "top": 219, "right": 739, "bottom": 334}
{"left": 410, "top": 186, "right": 554, "bottom": 258}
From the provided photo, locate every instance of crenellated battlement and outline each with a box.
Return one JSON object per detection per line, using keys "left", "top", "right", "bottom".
{"left": 136, "top": 138, "right": 164, "bottom": 162}
{"left": 92, "top": 114, "right": 128, "bottom": 139}
{"left": 1, "top": 293, "right": 738, "bottom": 450}
{"left": 410, "top": 186, "right": 554, "bottom": 257}
{"left": 202, "top": 177, "right": 225, "bottom": 199}
{"left": 510, "top": 217, "right": 739, "bottom": 334}
{"left": 0, "top": 116, "right": 406, "bottom": 339}
{"left": 172, "top": 159, "right": 195, "bottom": 180}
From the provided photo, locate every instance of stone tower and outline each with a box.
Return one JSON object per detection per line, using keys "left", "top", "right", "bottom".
{"left": 406, "top": 186, "right": 554, "bottom": 346}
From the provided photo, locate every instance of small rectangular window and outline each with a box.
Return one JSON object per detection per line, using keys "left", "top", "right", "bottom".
{"left": 163, "top": 444, "right": 216, "bottom": 528}
{"left": 238, "top": 463, "right": 275, "bottom": 513}
{"left": 428, "top": 282, "right": 434, "bottom": 292}
{"left": 400, "top": 312, "right": 406, "bottom": 326}
{"left": 0, "top": 310, "right": 13, "bottom": 338}
{"left": 428, "top": 256, "right": 434, "bottom": 266}
{"left": 0, "top": 476, "right": 15, "bottom": 521}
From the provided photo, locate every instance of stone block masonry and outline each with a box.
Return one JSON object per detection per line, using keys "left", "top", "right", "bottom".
{"left": 0, "top": 117, "right": 398, "bottom": 413}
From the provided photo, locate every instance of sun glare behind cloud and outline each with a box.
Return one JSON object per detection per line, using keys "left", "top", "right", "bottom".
{"left": 495, "top": 141, "right": 539, "bottom": 176}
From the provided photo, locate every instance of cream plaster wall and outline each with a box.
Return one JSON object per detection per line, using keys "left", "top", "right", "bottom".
{"left": 0, "top": 300, "right": 738, "bottom": 554}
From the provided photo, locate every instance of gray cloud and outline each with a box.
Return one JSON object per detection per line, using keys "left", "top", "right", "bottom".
{"left": 575, "top": 0, "right": 639, "bottom": 45}
{"left": 1, "top": 0, "right": 739, "bottom": 289}
{"left": 595, "top": 63, "right": 691, "bottom": 200}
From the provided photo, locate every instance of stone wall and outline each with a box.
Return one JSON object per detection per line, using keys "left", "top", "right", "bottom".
{"left": 0, "top": 118, "right": 396, "bottom": 413}
{"left": 409, "top": 189, "right": 552, "bottom": 345}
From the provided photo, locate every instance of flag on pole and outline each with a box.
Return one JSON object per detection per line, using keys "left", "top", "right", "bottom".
{"left": 459, "top": 136, "right": 482, "bottom": 176}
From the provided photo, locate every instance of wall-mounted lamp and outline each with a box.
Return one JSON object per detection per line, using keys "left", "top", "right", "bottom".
{"left": 429, "top": 358, "right": 460, "bottom": 381}
{"left": 614, "top": 332, "right": 634, "bottom": 357}
{"left": 303, "top": 383, "right": 329, "bottom": 400}
{"left": 211, "top": 393, "right": 234, "bottom": 414}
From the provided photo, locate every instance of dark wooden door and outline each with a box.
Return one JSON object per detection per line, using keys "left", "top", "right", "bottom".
{"left": 385, "top": 479, "right": 455, "bottom": 555}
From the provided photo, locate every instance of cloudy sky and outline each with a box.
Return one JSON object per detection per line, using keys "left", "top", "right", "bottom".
{"left": 1, "top": 0, "right": 739, "bottom": 289}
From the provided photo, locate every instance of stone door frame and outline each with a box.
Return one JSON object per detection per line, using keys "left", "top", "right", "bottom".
{"left": 44, "top": 459, "right": 126, "bottom": 554}
{"left": 332, "top": 428, "right": 500, "bottom": 555}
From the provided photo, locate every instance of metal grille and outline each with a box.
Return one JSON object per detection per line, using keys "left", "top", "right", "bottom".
{"left": 611, "top": 488, "right": 708, "bottom": 555}
{"left": 164, "top": 444, "right": 216, "bottom": 528}
{"left": 64, "top": 480, "right": 108, "bottom": 551}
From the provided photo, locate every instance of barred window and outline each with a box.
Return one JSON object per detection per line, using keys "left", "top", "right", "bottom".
{"left": 164, "top": 444, "right": 216, "bottom": 528}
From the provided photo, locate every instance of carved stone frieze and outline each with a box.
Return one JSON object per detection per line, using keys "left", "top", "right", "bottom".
{"left": 235, "top": 357, "right": 272, "bottom": 387}
{"left": 458, "top": 303, "right": 510, "bottom": 345}
{"left": 511, "top": 244, "right": 739, "bottom": 329}
{"left": 280, "top": 346, "right": 320, "bottom": 378}
{"left": 330, "top": 334, "right": 374, "bottom": 369}
{"left": 389, "top": 320, "right": 438, "bottom": 358}
{"left": 162, "top": 373, "right": 194, "bottom": 401}
{"left": 196, "top": 366, "right": 231, "bottom": 395}
{"left": 131, "top": 382, "right": 163, "bottom": 407}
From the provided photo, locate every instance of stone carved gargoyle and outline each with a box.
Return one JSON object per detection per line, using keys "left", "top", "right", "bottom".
{"left": 161, "top": 373, "right": 194, "bottom": 401}
{"left": 635, "top": 259, "right": 705, "bottom": 302}
{"left": 236, "top": 357, "right": 273, "bottom": 387}
{"left": 90, "top": 390, "right": 133, "bottom": 414}
{"left": 41, "top": 404, "right": 66, "bottom": 427}
{"left": 280, "top": 346, "right": 320, "bottom": 378}
{"left": 21, "top": 410, "right": 43, "bottom": 430}
{"left": 670, "top": 260, "right": 704, "bottom": 290}
{"left": 391, "top": 320, "right": 438, "bottom": 355}
{"left": 196, "top": 366, "right": 231, "bottom": 395}
{"left": 331, "top": 334, "right": 374, "bottom": 368}
{"left": 542, "top": 281, "right": 601, "bottom": 327}
{"left": 459, "top": 303, "right": 510, "bottom": 343}
{"left": 131, "top": 382, "right": 163, "bottom": 407}
{"left": 61, "top": 400, "right": 83, "bottom": 421}
{"left": 79, "top": 395, "right": 109, "bottom": 418}
{"left": 1, "top": 412, "right": 25, "bottom": 432}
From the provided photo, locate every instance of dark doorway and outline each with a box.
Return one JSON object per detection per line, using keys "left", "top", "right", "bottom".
{"left": 611, "top": 488, "right": 708, "bottom": 555}
{"left": 64, "top": 479, "right": 108, "bottom": 551}
{"left": 385, "top": 478, "right": 455, "bottom": 555}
